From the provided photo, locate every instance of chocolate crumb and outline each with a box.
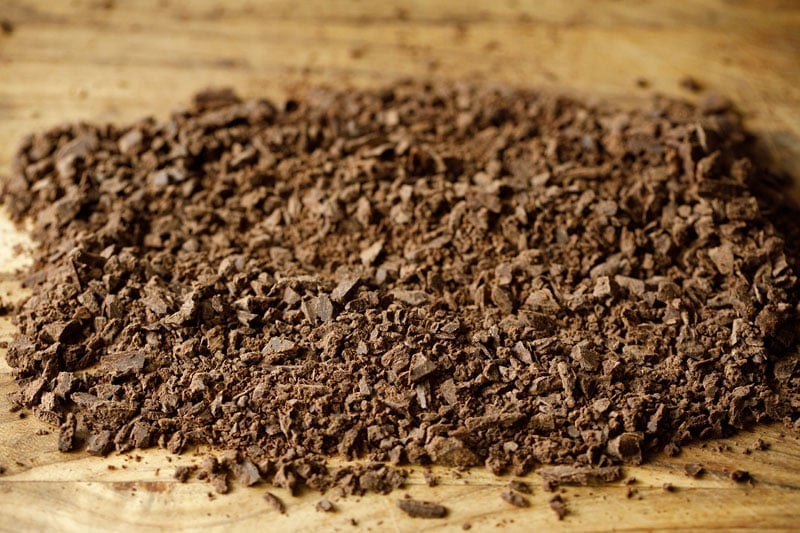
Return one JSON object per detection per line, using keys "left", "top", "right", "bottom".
{"left": 500, "top": 489, "right": 530, "bottom": 508}
{"left": 263, "top": 491, "right": 286, "bottom": 514}
{"left": 507, "top": 480, "right": 531, "bottom": 494}
{"left": 548, "top": 494, "right": 568, "bottom": 520}
{"left": 730, "top": 470, "right": 750, "bottom": 483}
{"left": 679, "top": 76, "right": 703, "bottom": 92}
{"left": 0, "top": 18, "right": 13, "bottom": 35}
{"left": 396, "top": 498, "right": 448, "bottom": 518}
{"left": 174, "top": 465, "right": 193, "bottom": 483}
{"left": 662, "top": 482, "right": 674, "bottom": 492}
{"left": 423, "top": 469, "right": 438, "bottom": 487}
{"left": 684, "top": 464, "right": 705, "bottom": 478}
{"left": 316, "top": 498, "right": 335, "bottom": 512}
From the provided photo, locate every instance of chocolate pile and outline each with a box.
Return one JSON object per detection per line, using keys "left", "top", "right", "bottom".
{"left": 3, "top": 82, "right": 799, "bottom": 494}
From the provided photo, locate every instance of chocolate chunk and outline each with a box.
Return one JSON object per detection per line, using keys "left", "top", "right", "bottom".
{"left": 607, "top": 432, "right": 643, "bottom": 465}
{"left": 396, "top": 498, "right": 448, "bottom": 519}
{"left": 0, "top": 18, "right": 14, "bottom": 35}
{"left": 507, "top": 480, "right": 531, "bottom": 494}
{"left": 57, "top": 414, "right": 77, "bottom": 452}
{"left": 263, "top": 491, "right": 286, "bottom": 514}
{"left": 730, "top": 469, "right": 750, "bottom": 482}
{"left": 536, "top": 466, "right": 623, "bottom": 486}
{"left": 548, "top": 494, "right": 568, "bottom": 520}
{"left": 86, "top": 430, "right": 114, "bottom": 456}
{"left": 316, "top": 498, "right": 335, "bottom": 512}
{"left": 174, "top": 465, "right": 193, "bottom": 483}
{"left": 500, "top": 489, "right": 530, "bottom": 508}
{"left": 684, "top": 464, "right": 705, "bottom": 478}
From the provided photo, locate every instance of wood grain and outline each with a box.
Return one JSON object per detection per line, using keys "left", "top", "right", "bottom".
{"left": 1, "top": 0, "right": 800, "bottom": 530}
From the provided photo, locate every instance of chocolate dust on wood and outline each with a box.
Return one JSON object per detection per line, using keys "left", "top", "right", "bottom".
{"left": 2, "top": 81, "right": 799, "bottom": 502}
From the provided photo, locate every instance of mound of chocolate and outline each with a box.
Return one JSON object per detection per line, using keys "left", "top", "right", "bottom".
{"left": 3, "top": 81, "right": 798, "bottom": 493}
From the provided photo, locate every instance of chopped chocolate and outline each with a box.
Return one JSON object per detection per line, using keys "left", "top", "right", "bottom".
{"left": 423, "top": 469, "right": 438, "bottom": 487}
{"left": 500, "top": 489, "right": 530, "bottom": 508}
{"left": 548, "top": 494, "right": 568, "bottom": 520}
{"left": 537, "top": 466, "right": 623, "bottom": 486}
{"left": 263, "top": 491, "right": 286, "bottom": 514}
{"left": 396, "top": 498, "right": 448, "bottom": 519}
{"left": 174, "top": 465, "right": 193, "bottom": 483}
{"left": 2, "top": 81, "right": 799, "bottom": 501}
{"left": 684, "top": 464, "right": 705, "bottom": 478}
{"left": 507, "top": 480, "right": 531, "bottom": 494}
{"left": 57, "top": 413, "right": 77, "bottom": 452}
{"left": 0, "top": 18, "right": 13, "bottom": 35}
{"left": 679, "top": 76, "right": 703, "bottom": 92}
{"left": 316, "top": 498, "right": 335, "bottom": 512}
{"left": 730, "top": 469, "right": 750, "bottom": 482}
{"left": 662, "top": 482, "right": 675, "bottom": 492}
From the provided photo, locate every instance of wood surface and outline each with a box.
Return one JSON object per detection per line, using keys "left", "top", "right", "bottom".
{"left": 1, "top": 0, "right": 800, "bottom": 531}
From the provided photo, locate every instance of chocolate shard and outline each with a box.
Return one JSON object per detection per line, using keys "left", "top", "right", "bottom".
{"left": 396, "top": 498, "right": 448, "bottom": 519}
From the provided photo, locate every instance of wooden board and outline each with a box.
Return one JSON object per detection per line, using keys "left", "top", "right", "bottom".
{"left": 1, "top": 0, "right": 800, "bottom": 530}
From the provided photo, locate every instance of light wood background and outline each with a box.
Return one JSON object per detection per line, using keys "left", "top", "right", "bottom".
{"left": 1, "top": 0, "right": 799, "bottom": 531}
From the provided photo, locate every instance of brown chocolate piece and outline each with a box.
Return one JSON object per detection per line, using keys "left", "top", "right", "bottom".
{"left": 548, "top": 494, "right": 568, "bottom": 520}
{"left": 263, "top": 491, "right": 286, "bottom": 514}
{"left": 500, "top": 489, "right": 530, "bottom": 508}
{"left": 679, "top": 76, "right": 703, "bottom": 92}
{"left": 730, "top": 469, "right": 750, "bottom": 482}
{"left": 396, "top": 498, "right": 448, "bottom": 519}
{"left": 684, "top": 464, "right": 705, "bottom": 478}
{"left": 507, "top": 480, "right": 531, "bottom": 494}
{"left": 537, "top": 466, "right": 623, "bottom": 486}
{"left": 174, "top": 465, "right": 193, "bottom": 483}
{"left": 316, "top": 498, "right": 335, "bottom": 512}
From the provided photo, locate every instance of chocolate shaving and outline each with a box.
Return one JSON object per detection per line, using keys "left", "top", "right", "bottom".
{"left": 396, "top": 498, "right": 448, "bottom": 519}
{"left": 500, "top": 489, "right": 530, "bottom": 508}
{"left": 263, "top": 491, "right": 286, "bottom": 514}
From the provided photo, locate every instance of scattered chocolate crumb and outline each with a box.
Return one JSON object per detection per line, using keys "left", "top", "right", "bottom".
{"left": 537, "top": 466, "right": 622, "bottom": 487}
{"left": 316, "top": 498, "right": 335, "bottom": 512}
{"left": 500, "top": 489, "right": 530, "bottom": 508}
{"left": 462, "top": 523, "right": 472, "bottom": 530}
{"left": 2, "top": 81, "right": 799, "bottom": 503}
{"left": 624, "top": 477, "right": 637, "bottom": 485}
{"left": 396, "top": 498, "right": 448, "bottom": 519}
{"left": 0, "top": 18, "right": 13, "bottom": 35}
{"left": 754, "top": 439, "right": 770, "bottom": 451}
{"left": 548, "top": 494, "right": 568, "bottom": 520}
{"left": 423, "top": 469, "right": 438, "bottom": 487}
{"left": 0, "top": 466, "right": 5, "bottom": 475}
{"left": 507, "top": 480, "right": 531, "bottom": 494}
{"left": 679, "top": 76, "right": 703, "bottom": 92}
{"left": 684, "top": 464, "right": 705, "bottom": 478}
{"left": 635, "top": 77, "right": 650, "bottom": 89}
{"left": 174, "top": 465, "right": 193, "bottom": 483}
{"left": 625, "top": 486, "right": 636, "bottom": 499}
{"left": 349, "top": 518, "right": 358, "bottom": 526}
{"left": 662, "top": 482, "right": 674, "bottom": 492}
{"left": 263, "top": 491, "right": 286, "bottom": 514}
{"left": 730, "top": 469, "right": 751, "bottom": 483}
